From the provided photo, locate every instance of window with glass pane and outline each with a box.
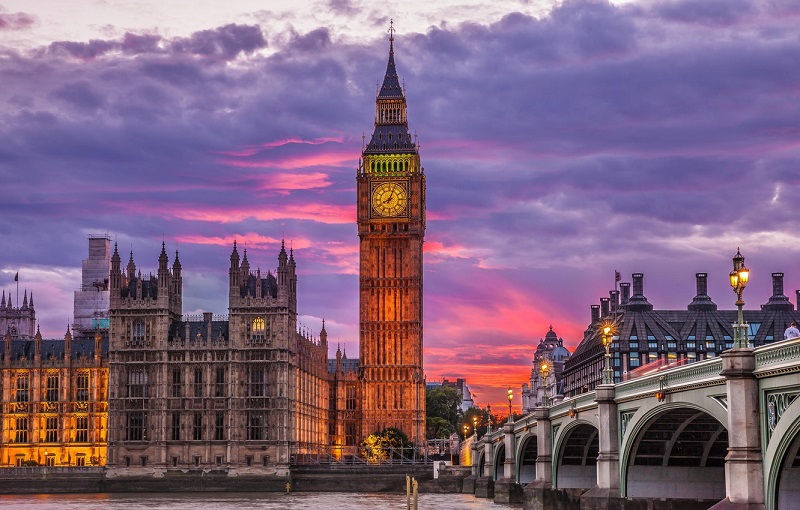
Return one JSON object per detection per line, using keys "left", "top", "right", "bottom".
{"left": 252, "top": 317, "right": 266, "bottom": 342}
{"left": 15, "top": 417, "right": 28, "bottom": 443}
{"left": 247, "top": 411, "right": 264, "bottom": 440}
{"left": 133, "top": 320, "right": 146, "bottom": 344}
{"left": 126, "top": 412, "right": 145, "bottom": 441}
{"left": 15, "top": 374, "right": 28, "bottom": 402}
{"left": 76, "top": 372, "right": 89, "bottom": 401}
{"left": 172, "top": 368, "right": 181, "bottom": 398}
{"left": 194, "top": 368, "right": 203, "bottom": 398}
{"left": 44, "top": 416, "right": 58, "bottom": 442}
{"left": 248, "top": 365, "right": 267, "bottom": 397}
{"left": 75, "top": 416, "right": 89, "bottom": 442}
{"left": 128, "top": 368, "right": 147, "bottom": 398}
{"left": 215, "top": 412, "right": 224, "bottom": 440}
{"left": 193, "top": 412, "right": 202, "bottom": 440}
{"left": 215, "top": 367, "right": 225, "bottom": 397}
{"left": 171, "top": 412, "right": 180, "bottom": 441}
{"left": 46, "top": 373, "right": 59, "bottom": 402}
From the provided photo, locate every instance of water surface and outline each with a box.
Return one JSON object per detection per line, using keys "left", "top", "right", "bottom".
{"left": 0, "top": 492, "right": 519, "bottom": 509}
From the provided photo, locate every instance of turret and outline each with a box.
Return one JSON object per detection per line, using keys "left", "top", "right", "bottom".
{"left": 278, "top": 239, "right": 288, "bottom": 286}
{"left": 320, "top": 319, "right": 328, "bottom": 347}
{"left": 172, "top": 250, "right": 182, "bottom": 296}
{"left": 21, "top": 290, "right": 28, "bottom": 310}
{"left": 1, "top": 290, "right": 5, "bottom": 309}
{"left": 288, "top": 247, "right": 297, "bottom": 311}
{"left": 34, "top": 325, "right": 42, "bottom": 362}
{"left": 158, "top": 241, "right": 170, "bottom": 290}
{"left": 111, "top": 243, "right": 122, "bottom": 289}
{"left": 126, "top": 250, "right": 136, "bottom": 283}
{"left": 64, "top": 325, "right": 72, "bottom": 360}
{"left": 241, "top": 249, "right": 251, "bottom": 285}
{"left": 229, "top": 241, "right": 241, "bottom": 292}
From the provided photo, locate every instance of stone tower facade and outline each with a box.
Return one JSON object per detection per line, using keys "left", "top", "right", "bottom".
{"left": 106, "top": 241, "right": 329, "bottom": 475}
{"left": 357, "top": 30, "right": 426, "bottom": 444}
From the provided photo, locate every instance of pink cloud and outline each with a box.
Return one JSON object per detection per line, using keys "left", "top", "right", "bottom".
{"left": 257, "top": 171, "right": 331, "bottom": 191}
{"left": 115, "top": 202, "right": 355, "bottom": 225}
{"left": 216, "top": 136, "right": 345, "bottom": 157}
{"left": 218, "top": 150, "right": 354, "bottom": 170}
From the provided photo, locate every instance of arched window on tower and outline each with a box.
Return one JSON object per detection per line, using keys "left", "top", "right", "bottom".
{"left": 252, "top": 317, "right": 266, "bottom": 342}
{"left": 132, "top": 320, "right": 145, "bottom": 345}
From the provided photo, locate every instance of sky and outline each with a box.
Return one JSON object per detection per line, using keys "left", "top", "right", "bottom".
{"left": 1, "top": 0, "right": 800, "bottom": 410}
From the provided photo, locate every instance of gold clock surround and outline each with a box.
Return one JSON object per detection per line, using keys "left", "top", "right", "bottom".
{"left": 371, "top": 182, "right": 407, "bottom": 217}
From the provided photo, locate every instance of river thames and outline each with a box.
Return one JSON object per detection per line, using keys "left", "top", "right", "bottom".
{"left": 0, "top": 492, "right": 520, "bottom": 509}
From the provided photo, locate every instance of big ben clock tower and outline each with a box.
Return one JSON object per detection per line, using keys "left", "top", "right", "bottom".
{"left": 357, "top": 25, "right": 426, "bottom": 444}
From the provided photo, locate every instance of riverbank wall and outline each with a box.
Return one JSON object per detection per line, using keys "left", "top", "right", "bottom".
{"left": 0, "top": 465, "right": 439, "bottom": 494}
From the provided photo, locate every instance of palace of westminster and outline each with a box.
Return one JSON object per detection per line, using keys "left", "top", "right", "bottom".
{"left": 0, "top": 33, "right": 426, "bottom": 474}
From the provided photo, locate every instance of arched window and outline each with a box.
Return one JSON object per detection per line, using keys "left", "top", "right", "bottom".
{"left": 132, "top": 320, "right": 145, "bottom": 344}
{"left": 252, "top": 317, "right": 266, "bottom": 342}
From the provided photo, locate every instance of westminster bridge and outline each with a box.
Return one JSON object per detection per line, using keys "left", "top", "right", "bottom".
{"left": 468, "top": 338, "right": 800, "bottom": 510}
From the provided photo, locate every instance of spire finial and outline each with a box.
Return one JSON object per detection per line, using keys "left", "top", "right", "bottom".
{"left": 389, "top": 19, "right": 395, "bottom": 45}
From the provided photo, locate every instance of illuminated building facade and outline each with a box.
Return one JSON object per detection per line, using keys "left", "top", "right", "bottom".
{"left": 0, "top": 284, "right": 109, "bottom": 467}
{"left": 521, "top": 327, "right": 571, "bottom": 412}
{"left": 357, "top": 29, "right": 426, "bottom": 444}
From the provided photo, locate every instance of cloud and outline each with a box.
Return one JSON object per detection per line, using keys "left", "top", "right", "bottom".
{"left": 3, "top": 0, "right": 800, "bottom": 406}
{"left": 0, "top": 10, "right": 36, "bottom": 31}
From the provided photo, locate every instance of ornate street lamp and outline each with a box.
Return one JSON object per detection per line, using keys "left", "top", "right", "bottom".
{"left": 539, "top": 361, "right": 550, "bottom": 406}
{"left": 472, "top": 416, "right": 478, "bottom": 439}
{"left": 486, "top": 405, "right": 492, "bottom": 433}
{"left": 463, "top": 423, "right": 469, "bottom": 439}
{"left": 507, "top": 387, "right": 513, "bottom": 422}
{"left": 601, "top": 325, "right": 614, "bottom": 385}
{"left": 729, "top": 248, "right": 750, "bottom": 349}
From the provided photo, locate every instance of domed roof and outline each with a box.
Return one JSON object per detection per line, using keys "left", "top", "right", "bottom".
{"left": 550, "top": 341, "right": 571, "bottom": 361}
{"left": 544, "top": 326, "right": 558, "bottom": 341}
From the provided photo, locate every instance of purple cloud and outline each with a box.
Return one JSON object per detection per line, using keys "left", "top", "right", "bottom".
{"left": 2, "top": 0, "right": 800, "bottom": 407}
{"left": 0, "top": 10, "right": 36, "bottom": 31}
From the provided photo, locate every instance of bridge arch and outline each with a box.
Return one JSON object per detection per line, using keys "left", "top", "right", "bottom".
{"left": 764, "top": 393, "right": 800, "bottom": 510}
{"left": 516, "top": 432, "right": 537, "bottom": 484}
{"left": 620, "top": 403, "right": 727, "bottom": 501}
{"left": 494, "top": 443, "right": 505, "bottom": 481}
{"left": 553, "top": 419, "right": 598, "bottom": 490}
{"left": 477, "top": 451, "right": 485, "bottom": 478}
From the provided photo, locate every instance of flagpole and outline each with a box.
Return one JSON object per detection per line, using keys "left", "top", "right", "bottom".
{"left": 16, "top": 272, "right": 19, "bottom": 309}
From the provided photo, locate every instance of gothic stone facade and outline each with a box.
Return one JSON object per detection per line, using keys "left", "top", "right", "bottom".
{"left": 106, "top": 242, "right": 330, "bottom": 475}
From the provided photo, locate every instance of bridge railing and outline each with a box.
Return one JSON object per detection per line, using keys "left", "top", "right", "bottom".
{"left": 290, "top": 441, "right": 450, "bottom": 466}
{"left": 754, "top": 336, "right": 800, "bottom": 373}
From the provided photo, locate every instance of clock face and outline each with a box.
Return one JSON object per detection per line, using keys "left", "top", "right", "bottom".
{"left": 372, "top": 182, "right": 407, "bottom": 217}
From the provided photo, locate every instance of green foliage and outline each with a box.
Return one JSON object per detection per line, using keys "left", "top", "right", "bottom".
{"left": 426, "top": 416, "right": 455, "bottom": 439}
{"left": 360, "top": 427, "right": 413, "bottom": 463}
{"left": 425, "top": 385, "right": 462, "bottom": 438}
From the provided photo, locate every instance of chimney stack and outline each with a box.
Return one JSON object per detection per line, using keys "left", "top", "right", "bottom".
{"left": 620, "top": 283, "right": 630, "bottom": 305}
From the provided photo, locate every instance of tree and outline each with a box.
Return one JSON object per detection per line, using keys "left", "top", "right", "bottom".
{"left": 426, "top": 416, "right": 455, "bottom": 439}
{"left": 425, "top": 385, "right": 462, "bottom": 438}
{"left": 361, "top": 427, "right": 413, "bottom": 463}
